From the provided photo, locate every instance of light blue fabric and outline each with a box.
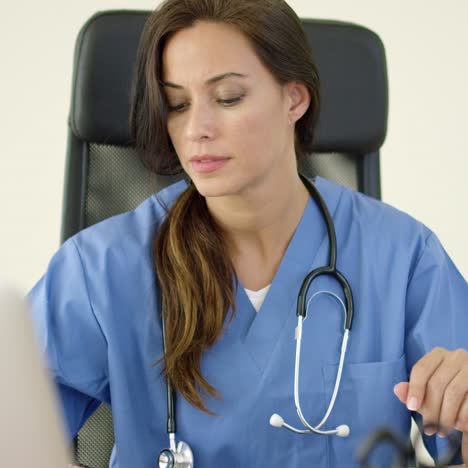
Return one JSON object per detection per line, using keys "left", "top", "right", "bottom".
{"left": 28, "top": 176, "right": 468, "bottom": 467}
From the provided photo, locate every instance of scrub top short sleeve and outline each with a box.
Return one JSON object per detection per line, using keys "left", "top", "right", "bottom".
{"left": 27, "top": 237, "right": 110, "bottom": 439}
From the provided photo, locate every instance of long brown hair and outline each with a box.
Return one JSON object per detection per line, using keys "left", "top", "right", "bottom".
{"left": 130, "top": 0, "right": 321, "bottom": 413}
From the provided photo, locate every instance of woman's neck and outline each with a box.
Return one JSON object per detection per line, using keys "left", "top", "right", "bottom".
{"left": 205, "top": 171, "right": 310, "bottom": 286}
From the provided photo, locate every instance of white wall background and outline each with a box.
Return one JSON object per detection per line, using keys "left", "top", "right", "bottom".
{"left": 0, "top": 0, "right": 467, "bottom": 293}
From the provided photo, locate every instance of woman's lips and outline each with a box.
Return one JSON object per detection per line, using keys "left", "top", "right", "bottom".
{"left": 191, "top": 158, "right": 230, "bottom": 174}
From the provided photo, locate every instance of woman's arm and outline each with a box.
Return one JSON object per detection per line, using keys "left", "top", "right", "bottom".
{"left": 398, "top": 232, "right": 468, "bottom": 464}
{"left": 27, "top": 237, "right": 110, "bottom": 440}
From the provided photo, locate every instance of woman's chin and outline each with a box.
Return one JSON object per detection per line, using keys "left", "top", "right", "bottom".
{"left": 192, "top": 177, "right": 237, "bottom": 199}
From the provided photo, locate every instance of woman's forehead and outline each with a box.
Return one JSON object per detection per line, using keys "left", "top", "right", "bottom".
{"left": 161, "top": 21, "right": 261, "bottom": 83}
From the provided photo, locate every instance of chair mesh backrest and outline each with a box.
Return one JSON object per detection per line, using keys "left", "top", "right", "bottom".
{"left": 76, "top": 404, "right": 114, "bottom": 467}
{"left": 85, "top": 144, "right": 358, "bottom": 227}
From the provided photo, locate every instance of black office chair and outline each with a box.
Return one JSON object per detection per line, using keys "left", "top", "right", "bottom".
{"left": 62, "top": 10, "right": 388, "bottom": 467}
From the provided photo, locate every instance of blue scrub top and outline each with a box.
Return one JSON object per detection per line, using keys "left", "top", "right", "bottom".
{"left": 28, "top": 176, "right": 468, "bottom": 467}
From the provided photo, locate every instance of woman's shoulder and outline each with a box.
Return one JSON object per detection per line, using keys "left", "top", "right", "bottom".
{"left": 315, "top": 176, "right": 435, "bottom": 274}
{"left": 316, "top": 176, "right": 432, "bottom": 240}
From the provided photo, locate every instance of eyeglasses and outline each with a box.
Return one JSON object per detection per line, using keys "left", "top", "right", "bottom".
{"left": 356, "top": 422, "right": 462, "bottom": 468}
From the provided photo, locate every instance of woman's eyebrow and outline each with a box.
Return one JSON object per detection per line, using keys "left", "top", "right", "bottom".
{"left": 161, "top": 72, "right": 248, "bottom": 89}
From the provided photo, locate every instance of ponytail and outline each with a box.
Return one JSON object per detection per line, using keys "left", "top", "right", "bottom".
{"left": 154, "top": 183, "right": 236, "bottom": 413}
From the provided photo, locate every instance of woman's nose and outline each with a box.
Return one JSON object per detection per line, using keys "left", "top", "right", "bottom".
{"left": 184, "top": 100, "right": 217, "bottom": 142}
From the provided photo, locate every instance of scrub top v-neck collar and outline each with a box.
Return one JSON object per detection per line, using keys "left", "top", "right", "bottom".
{"left": 226, "top": 177, "right": 344, "bottom": 373}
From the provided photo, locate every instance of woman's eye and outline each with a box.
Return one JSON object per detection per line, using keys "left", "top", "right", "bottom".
{"left": 167, "top": 96, "right": 244, "bottom": 113}
{"left": 218, "top": 96, "right": 244, "bottom": 106}
{"left": 167, "top": 103, "right": 186, "bottom": 113}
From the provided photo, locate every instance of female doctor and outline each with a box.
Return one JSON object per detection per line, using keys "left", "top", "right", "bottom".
{"left": 28, "top": 0, "right": 468, "bottom": 466}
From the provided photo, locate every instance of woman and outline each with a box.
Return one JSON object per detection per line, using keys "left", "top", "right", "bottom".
{"left": 29, "top": 0, "right": 468, "bottom": 466}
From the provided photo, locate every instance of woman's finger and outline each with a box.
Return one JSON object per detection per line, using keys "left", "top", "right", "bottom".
{"left": 407, "top": 347, "right": 445, "bottom": 412}
{"left": 393, "top": 381, "right": 409, "bottom": 404}
{"left": 455, "top": 393, "right": 468, "bottom": 433}
{"left": 439, "top": 370, "right": 468, "bottom": 432}
{"left": 419, "top": 357, "right": 461, "bottom": 434}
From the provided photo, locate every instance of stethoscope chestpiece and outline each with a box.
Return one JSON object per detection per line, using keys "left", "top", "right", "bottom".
{"left": 158, "top": 441, "right": 194, "bottom": 468}
{"left": 159, "top": 448, "right": 175, "bottom": 468}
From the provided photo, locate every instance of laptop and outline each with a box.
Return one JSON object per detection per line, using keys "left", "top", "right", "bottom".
{"left": 0, "top": 280, "right": 73, "bottom": 467}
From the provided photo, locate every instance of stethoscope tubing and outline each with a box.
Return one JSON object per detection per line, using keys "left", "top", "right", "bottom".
{"left": 294, "top": 315, "right": 350, "bottom": 434}
{"left": 297, "top": 267, "right": 353, "bottom": 329}
{"left": 160, "top": 292, "right": 176, "bottom": 437}
{"left": 297, "top": 175, "right": 353, "bottom": 329}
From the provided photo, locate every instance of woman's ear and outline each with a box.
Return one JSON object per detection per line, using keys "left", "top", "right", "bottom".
{"left": 285, "top": 81, "right": 311, "bottom": 125}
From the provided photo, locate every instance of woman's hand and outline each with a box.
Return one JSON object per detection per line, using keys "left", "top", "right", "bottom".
{"left": 393, "top": 347, "right": 468, "bottom": 465}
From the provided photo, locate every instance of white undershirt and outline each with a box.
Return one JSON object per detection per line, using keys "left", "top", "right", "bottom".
{"left": 244, "top": 284, "right": 272, "bottom": 312}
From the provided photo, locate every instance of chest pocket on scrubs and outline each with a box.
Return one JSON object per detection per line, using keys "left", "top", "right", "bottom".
{"left": 322, "top": 354, "right": 411, "bottom": 468}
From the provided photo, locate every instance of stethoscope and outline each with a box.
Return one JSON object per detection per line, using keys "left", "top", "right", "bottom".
{"left": 158, "top": 174, "right": 354, "bottom": 467}
{"left": 356, "top": 422, "right": 462, "bottom": 467}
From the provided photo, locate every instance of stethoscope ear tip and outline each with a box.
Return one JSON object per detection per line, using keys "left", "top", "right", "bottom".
{"left": 336, "top": 424, "right": 350, "bottom": 437}
{"left": 269, "top": 413, "right": 284, "bottom": 428}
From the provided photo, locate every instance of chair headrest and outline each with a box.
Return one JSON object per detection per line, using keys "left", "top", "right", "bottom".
{"left": 70, "top": 11, "right": 388, "bottom": 154}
